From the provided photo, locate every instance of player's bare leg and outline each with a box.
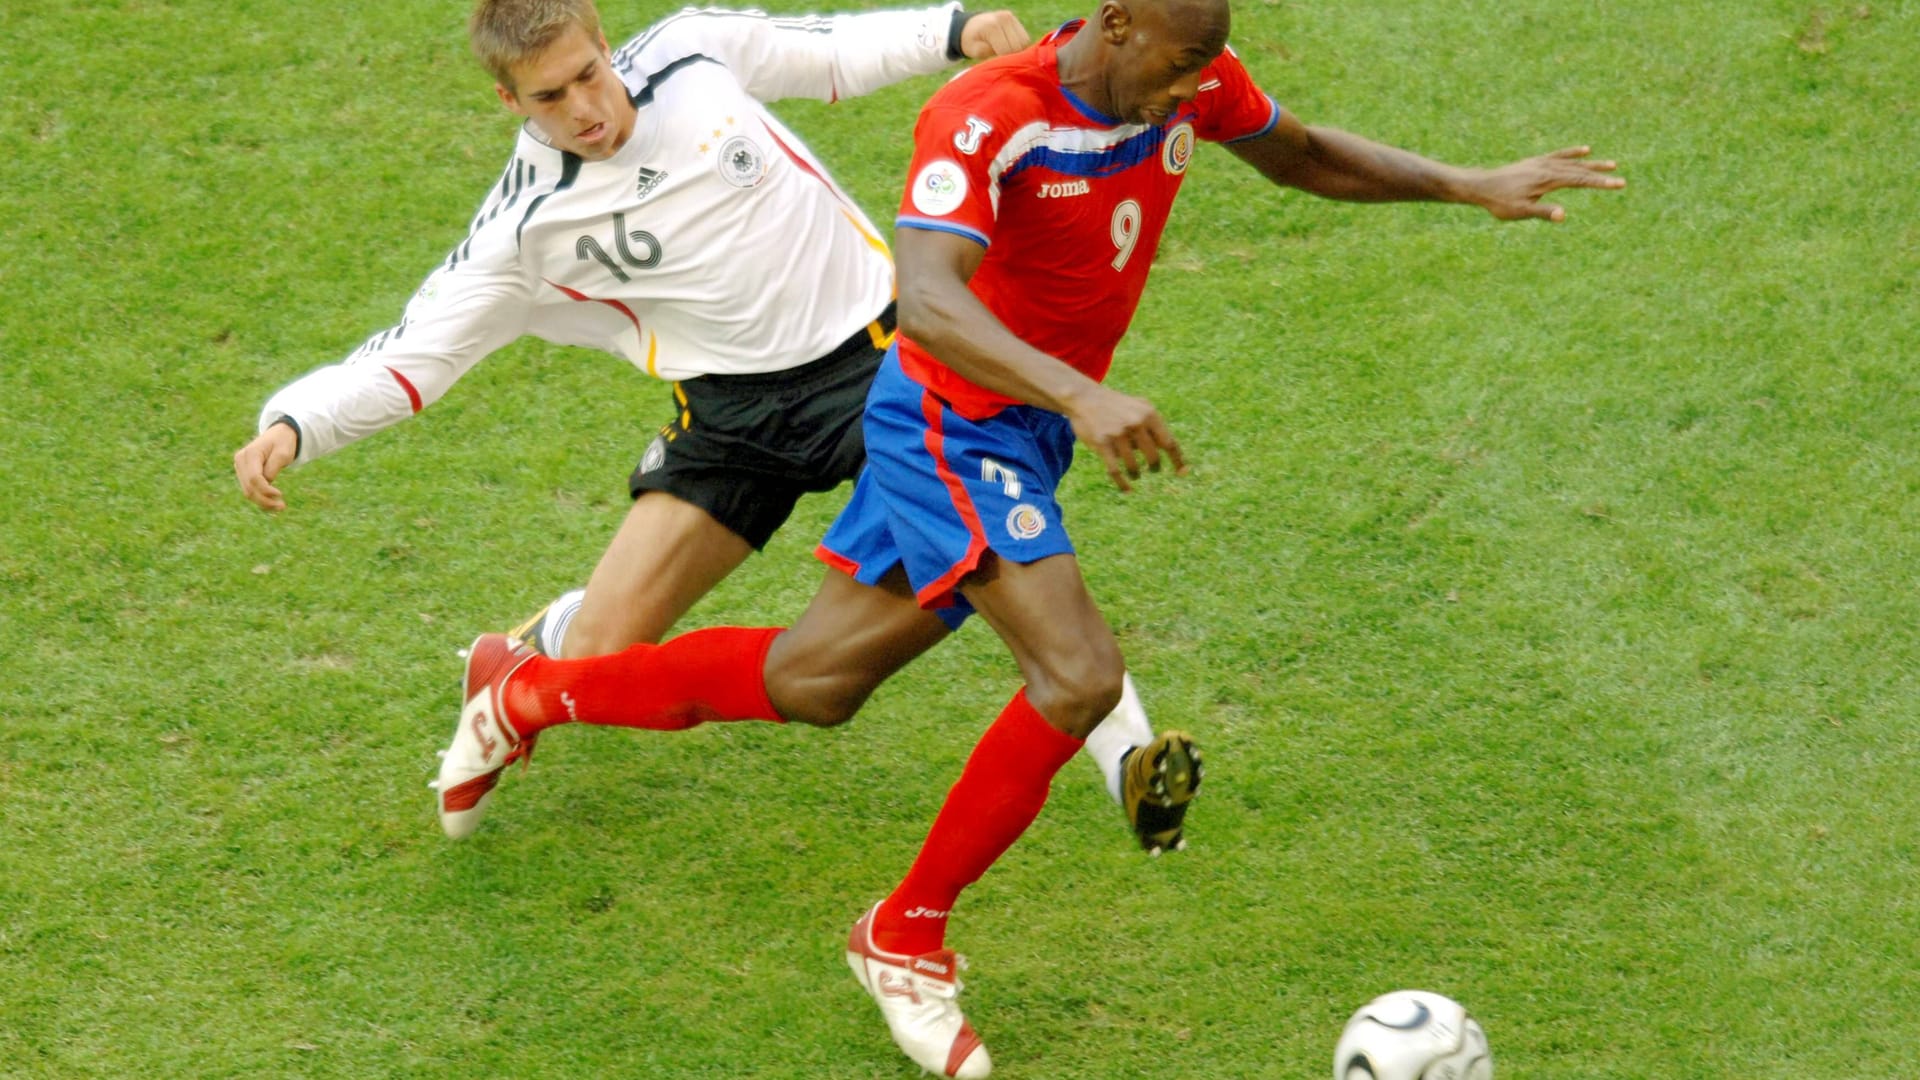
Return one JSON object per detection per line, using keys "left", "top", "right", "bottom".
{"left": 560, "top": 491, "right": 753, "bottom": 656}
{"left": 765, "top": 561, "right": 1195, "bottom": 849}
{"left": 962, "top": 552, "right": 1124, "bottom": 737}
{"left": 763, "top": 565, "right": 953, "bottom": 727}
{"left": 509, "top": 492, "right": 751, "bottom": 656}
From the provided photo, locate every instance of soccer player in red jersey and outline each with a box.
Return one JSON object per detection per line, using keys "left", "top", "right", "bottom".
{"left": 442, "top": 0, "right": 1622, "bottom": 1072}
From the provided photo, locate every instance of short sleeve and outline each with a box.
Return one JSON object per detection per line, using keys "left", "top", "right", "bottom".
{"left": 894, "top": 85, "right": 1015, "bottom": 248}
{"left": 1191, "top": 45, "right": 1283, "bottom": 145}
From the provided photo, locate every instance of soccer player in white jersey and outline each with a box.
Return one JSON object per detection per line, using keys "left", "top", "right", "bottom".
{"left": 231, "top": 0, "right": 1202, "bottom": 853}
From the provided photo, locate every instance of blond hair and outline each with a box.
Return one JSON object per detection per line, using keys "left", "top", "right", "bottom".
{"left": 470, "top": 0, "right": 605, "bottom": 89}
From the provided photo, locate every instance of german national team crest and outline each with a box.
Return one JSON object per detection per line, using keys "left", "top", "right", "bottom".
{"left": 1163, "top": 123, "right": 1195, "bottom": 176}
{"left": 1006, "top": 503, "right": 1047, "bottom": 541}
{"left": 717, "top": 136, "right": 766, "bottom": 188}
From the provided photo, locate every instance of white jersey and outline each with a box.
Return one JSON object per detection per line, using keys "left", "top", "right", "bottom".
{"left": 260, "top": 4, "right": 966, "bottom": 465}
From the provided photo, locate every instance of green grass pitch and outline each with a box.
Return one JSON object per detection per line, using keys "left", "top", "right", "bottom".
{"left": 2, "top": 0, "right": 1916, "bottom": 1076}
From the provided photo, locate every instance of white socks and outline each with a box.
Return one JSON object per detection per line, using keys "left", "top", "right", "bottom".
{"left": 534, "top": 588, "right": 587, "bottom": 656}
{"left": 1084, "top": 672, "right": 1154, "bottom": 804}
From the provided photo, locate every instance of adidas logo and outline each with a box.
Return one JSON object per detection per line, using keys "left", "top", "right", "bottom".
{"left": 636, "top": 167, "right": 667, "bottom": 200}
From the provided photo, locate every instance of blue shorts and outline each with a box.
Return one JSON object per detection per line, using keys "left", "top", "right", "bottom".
{"left": 817, "top": 347, "right": 1077, "bottom": 629}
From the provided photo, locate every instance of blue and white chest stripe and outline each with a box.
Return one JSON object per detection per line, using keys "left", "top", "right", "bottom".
{"left": 896, "top": 120, "right": 1169, "bottom": 246}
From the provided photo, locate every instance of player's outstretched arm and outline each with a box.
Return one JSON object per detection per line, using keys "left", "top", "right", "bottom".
{"left": 677, "top": 5, "right": 1029, "bottom": 106}
{"left": 895, "top": 228, "right": 1186, "bottom": 492}
{"left": 1227, "top": 111, "right": 1624, "bottom": 222}
{"left": 233, "top": 420, "right": 299, "bottom": 511}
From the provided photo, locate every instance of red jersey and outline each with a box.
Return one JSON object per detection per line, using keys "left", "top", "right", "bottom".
{"left": 894, "top": 21, "right": 1280, "bottom": 418}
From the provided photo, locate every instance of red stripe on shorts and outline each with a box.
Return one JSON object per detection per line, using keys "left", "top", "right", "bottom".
{"left": 815, "top": 543, "right": 861, "bottom": 578}
{"left": 915, "top": 387, "right": 988, "bottom": 609}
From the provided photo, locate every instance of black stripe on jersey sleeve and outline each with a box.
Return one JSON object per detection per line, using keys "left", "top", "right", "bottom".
{"left": 447, "top": 154, "right": 556, "bottom": 269}
{"left": 628, "top": 54, "right": 720, "bottom": 108}
{"left": 448, "top": 157, "right": 523, "bottom": 270}
{"left": 515, "top": 152, "right": 582, "bottom": 248}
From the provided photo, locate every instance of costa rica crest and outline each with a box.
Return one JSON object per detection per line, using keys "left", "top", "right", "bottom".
{"left": 1162, "top": 123, "right": 1196, "bottom": 176}
{"left": 1006, "top": 503, "right": 1047, "bottom": 541}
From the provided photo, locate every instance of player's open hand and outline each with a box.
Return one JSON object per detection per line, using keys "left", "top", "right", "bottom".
{"left": 960, "top": 10, "right": 1030, "bottom": 60}
{"left": 1067, "top": 385, "right": 1188, "bottom": 493}
{"left": 1467, "top": 146, "right": 1624, "bottom": 223}
{"left": 233, "top": 422, "right": 299, "bottom": 512}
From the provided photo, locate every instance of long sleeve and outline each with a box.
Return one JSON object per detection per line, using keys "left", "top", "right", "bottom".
{"left": 257, "top": 235, "right": 533, "bottom": 466}
{"left": 616, "top": 4, "right": 965, "bottom": 106}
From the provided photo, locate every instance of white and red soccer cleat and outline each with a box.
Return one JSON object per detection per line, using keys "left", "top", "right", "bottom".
{"left": 845, "top": 906, "right": 991, "bottom": 1078}
{"left": 430, "top": 633, "right": 540, "bottom": 839}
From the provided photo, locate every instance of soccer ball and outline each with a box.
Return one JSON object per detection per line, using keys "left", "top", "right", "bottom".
{"left": 1333, "top": 990, "right": 1492, "bottom": 1080}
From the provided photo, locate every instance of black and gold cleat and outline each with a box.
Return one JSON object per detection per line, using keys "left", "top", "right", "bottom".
{"left": 508, "top": 588, "right": 584, "bottom": 657}
{"left": 505, "top": 604, "right": 552, "bottom": 655}
{"left": 1121, "top": 731, "right": 1203, "bottom": 855}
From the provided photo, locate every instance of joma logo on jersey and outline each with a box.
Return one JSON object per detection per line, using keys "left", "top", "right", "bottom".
{"left": 1037, "top": 180, "right": 1090, "bottom": 199}
{"left": 953, "top": 116, "right": 993, "bottom": 155}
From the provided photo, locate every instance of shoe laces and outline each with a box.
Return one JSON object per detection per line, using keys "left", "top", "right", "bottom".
{"left": 503, "top": 731, "right": 539, "bottom": 770}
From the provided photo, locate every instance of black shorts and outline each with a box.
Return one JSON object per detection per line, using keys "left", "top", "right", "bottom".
{"left": 628, "top": 304, "right": 894, "bottom": 550}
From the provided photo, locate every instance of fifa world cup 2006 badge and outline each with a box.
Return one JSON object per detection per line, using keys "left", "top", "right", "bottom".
{"left": 1162, "top": 123, "right": 1195, "bottom": 176}
{"left": 1006, "top": 503, "right": 1047, "bottom": 541}
{"left": 718, "top": 135, "right": 766, "bottom": 188}
{"left": 911, "top": 160, "right": 968, "bottom": 216}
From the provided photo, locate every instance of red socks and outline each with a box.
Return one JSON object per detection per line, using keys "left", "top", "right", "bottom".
{"left": 871, "top": 689, "right": 1084, "bottom": 956}
{"left": 505, "top": 626, "right": 783, "bottom": 735}
{"left": 500, "top": 640, "right": 1083, "bottom": 957}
